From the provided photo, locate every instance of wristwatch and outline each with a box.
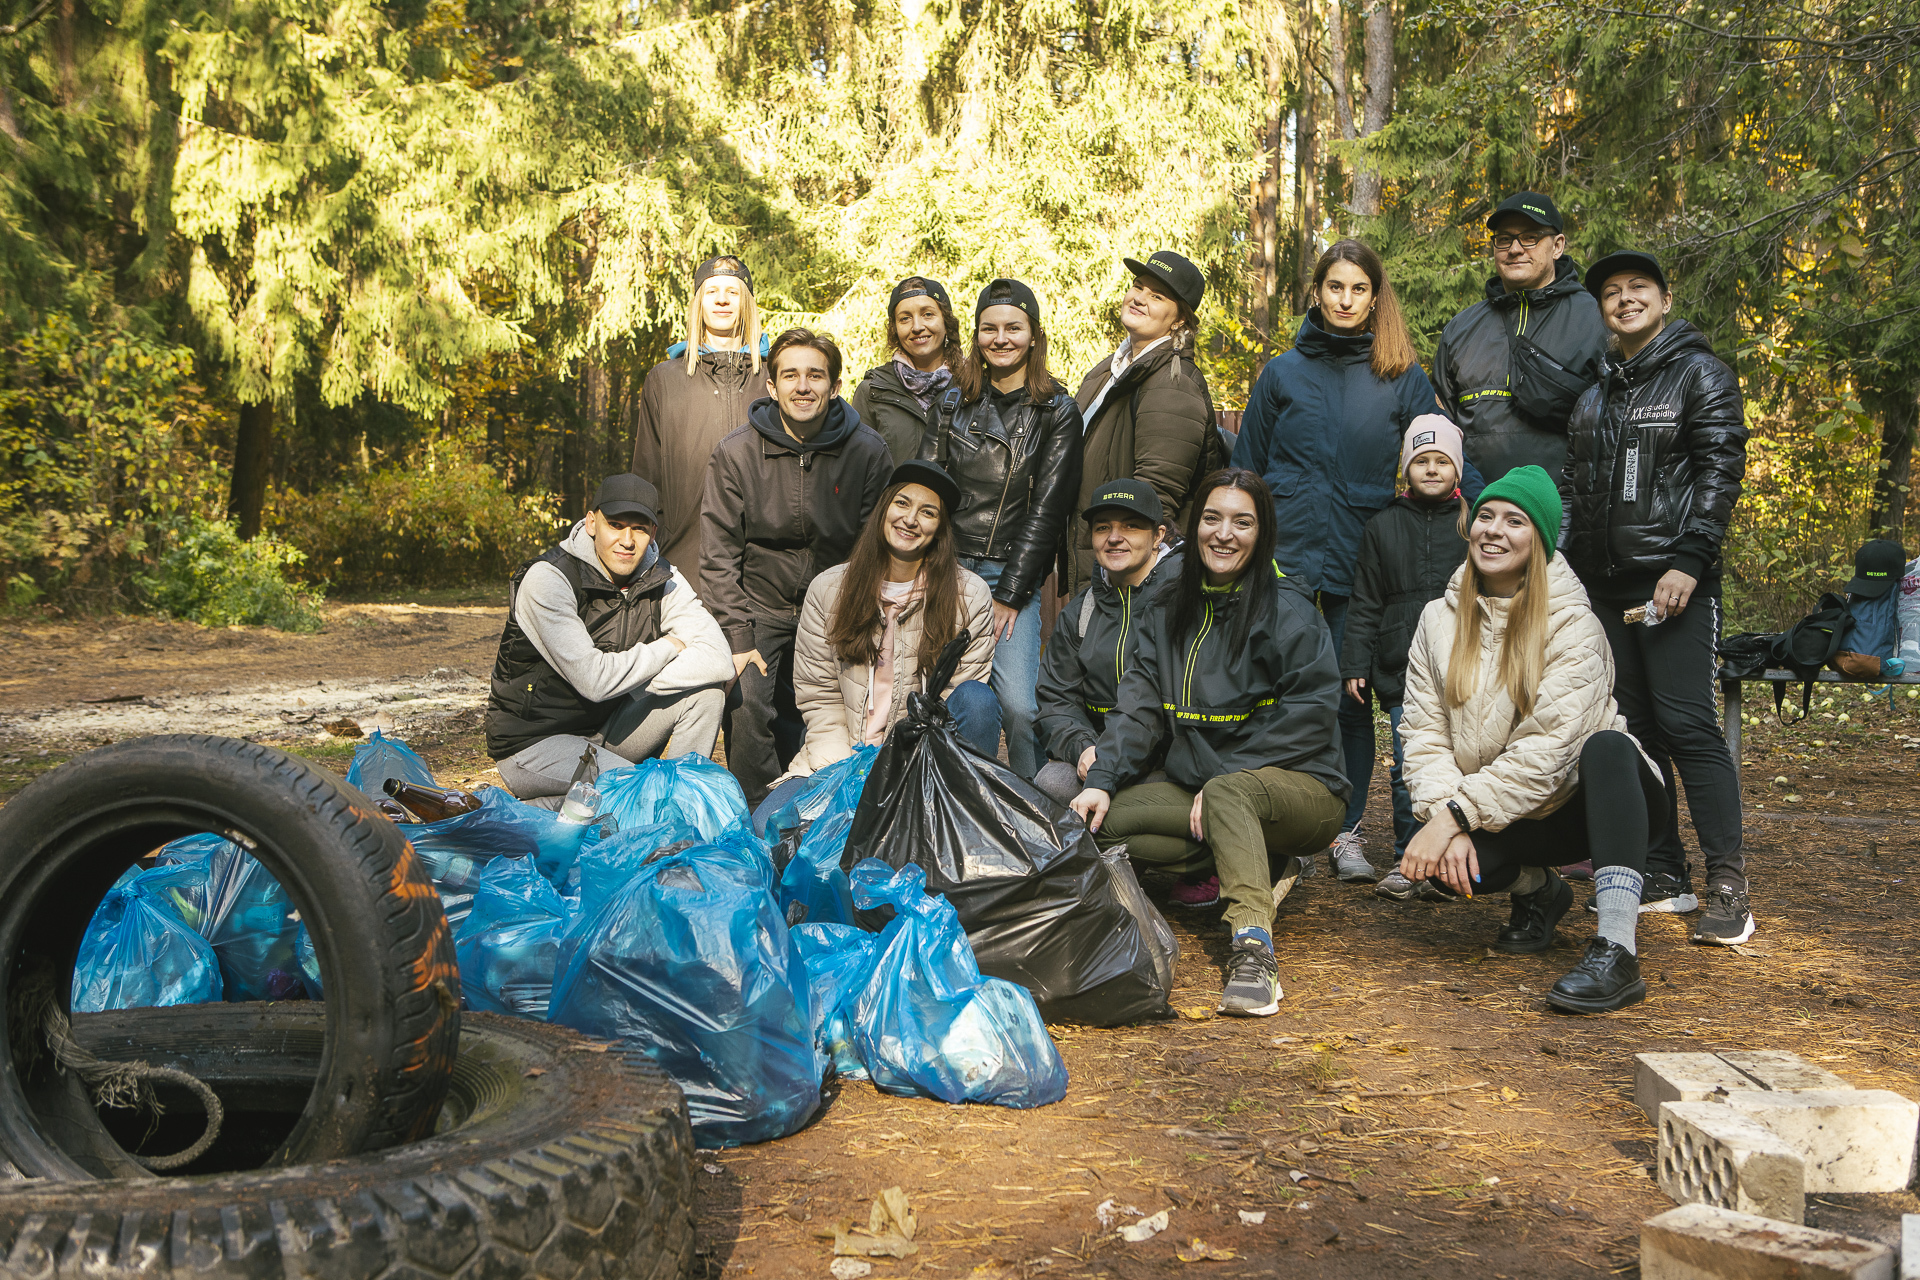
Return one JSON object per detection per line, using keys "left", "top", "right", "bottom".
{"left": 1446, "top": 800, "right": 1473, "bottom": 835}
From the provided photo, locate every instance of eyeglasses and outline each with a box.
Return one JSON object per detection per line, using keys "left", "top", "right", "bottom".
{"left": 1491, "top": 231, "right": 1550, "bottom": 251}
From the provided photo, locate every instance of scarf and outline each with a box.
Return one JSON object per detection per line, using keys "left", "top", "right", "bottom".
{"left": 894, "top": 354, "right": 953, "bottom": 411}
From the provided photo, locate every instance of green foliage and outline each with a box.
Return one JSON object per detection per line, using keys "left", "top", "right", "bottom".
{"left": 135, "top": 516, "right": 326, "bottom": 631}
{"left": 271, "top": 454, "right": 561, "bottom": 592}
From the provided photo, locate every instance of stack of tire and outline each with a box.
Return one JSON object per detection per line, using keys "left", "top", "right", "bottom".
{"left": 0, "top": 736, "right": 695, "bottom": 1279}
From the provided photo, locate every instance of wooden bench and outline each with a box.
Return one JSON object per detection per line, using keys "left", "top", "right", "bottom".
{"left": 1718, "top": 667, "right": 1920, "bottom": 765}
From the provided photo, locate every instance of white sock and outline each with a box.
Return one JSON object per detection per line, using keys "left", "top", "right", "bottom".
{"left": 1594, "top": 866, "right": 1643, "bottom": 954}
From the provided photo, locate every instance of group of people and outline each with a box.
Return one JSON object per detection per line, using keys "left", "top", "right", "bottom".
{"left": 480, "top": 188, "right": 1755, "bottom": 1021}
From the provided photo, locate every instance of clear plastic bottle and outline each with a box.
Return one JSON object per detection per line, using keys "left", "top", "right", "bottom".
{"left": 556, "top": 745, "right": 602, "bottom": 826}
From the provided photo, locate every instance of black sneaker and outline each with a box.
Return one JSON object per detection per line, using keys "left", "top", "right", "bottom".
{"left": 1691, "top": 886, "right": 1755, "bottom": 945}
{"left": 1546, "top": 938, "right": 1646, "bottom": 1013}
{"left": 1494, "top": 869, "right": 1573, "bottom": 954}
{"left": 1217, "top": 938, "right": 1281, "bottom": 1017}
{"left": 1640, "top": 871, "right": 1700, "bottom": 915}
{"left": 1374, "top": 867, "right": 1421, "bottom": 901}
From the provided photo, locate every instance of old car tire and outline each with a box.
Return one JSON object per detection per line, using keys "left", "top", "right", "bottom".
{"left": 0, "top": 734, "right": 459, "bottom": 1179}
{"left": 0, "top": 1006, "right": 695, "bottom": 1279}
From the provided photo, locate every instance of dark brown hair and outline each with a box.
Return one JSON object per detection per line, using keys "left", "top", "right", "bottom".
{"left": 1167, "top": 468, "right": 1278, "bottom": 648}
{"left": 828, "top": 479, "right": 964, "bottom": 676}
{"left": 884, "top": 278, "right": 965, "bottom": 373}
{"left": 957, "top": 286, "right": 1060, "bottom": 403}
{"left": 1311, "top": 239, "right": 1419, "bottom": 381}
{"left": 769, "top": 327, "right": 843, "bottom": 384}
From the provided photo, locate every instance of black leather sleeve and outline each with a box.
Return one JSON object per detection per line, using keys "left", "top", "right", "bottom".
{"left": 995, "top": 394, "right": 1085, "bottom": 609}
{"left": 1671, "top": 353, "right": 1748, "bottom": 581}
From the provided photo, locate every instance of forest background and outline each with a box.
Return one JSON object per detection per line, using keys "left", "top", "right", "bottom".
{"left": 0, "top": 0, "right": 1912, "bottom": 630}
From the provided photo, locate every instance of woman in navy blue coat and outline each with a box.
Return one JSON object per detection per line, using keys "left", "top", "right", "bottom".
{"left": 1231, "top": 238, "right": 1471, "bottom": 882}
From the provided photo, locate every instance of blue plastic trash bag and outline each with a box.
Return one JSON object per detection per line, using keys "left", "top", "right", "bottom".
{"left": 344, "top": 729, "right": 437, "bottom": 798}
{"left": 296, "top": 922, "right": 322, "bottom": 998}
{"left": 73, "top": 862, "right": 223, "bottom": 1012}
{"left": 548, "top": 834, "right": 821, "bottom": 1146}
{"left": 791, "top": 922, "right": 875, "bottom": 1080}
{"left": 456, "top": 855, "right": 575, "bottom": 1018}
{"left": 156, "top": 834, "right": 305, "bottom": 1002}
{"left": 776, "top": 810, "right": 857, "bottom": 927}
{"left": 561, "top": 820, "right": 700, "bottom": 921}
{"left": 848, "top": 860, "right": 1068, "bottom": 1108}
{"left": 408, "top": 788, "right": 609, "bottom": 927}
{"left": 597, "top": 754, "right": 749, "bottom": 843}
{"left": 763, "top": 747, "right": 878, "bottom": 838}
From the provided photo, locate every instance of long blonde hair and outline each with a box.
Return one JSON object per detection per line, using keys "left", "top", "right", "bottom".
{"left": 1445, "top": 503, "right": 1551, "bottom": 717}
{"left": 684, "top": 260, "right": 763, "bottom": 376}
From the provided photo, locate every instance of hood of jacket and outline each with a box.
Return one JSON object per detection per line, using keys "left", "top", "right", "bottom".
{"left": 1291, "top": 308, "right": 1376, "bottom": 364}
{"left": 559, "top": 520, "right": 670, "bottom": 592}
{"left": 1097, "top": 543, "right": 1181, "bottom": 592}
{"left": 748, "top": 394, "right": 865, "bottom": 453}
{"left": 1605, "top": 317, "right": 1716, "bottom": 388}
{"left": 1482, "top": 254, "right": 1588, "bottom": 308}
{"left": 665, "top": 334, "right": 772, "bottom": 359}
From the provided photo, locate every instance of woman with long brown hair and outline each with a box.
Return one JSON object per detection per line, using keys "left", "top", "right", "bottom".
{"left": 1398, "top": 466, "right": 1665, "bottom": 1013}
{"left": 776, "top": 460, "right": 998, "bottom": 809}
{"left": 852, "top": 277, "right": 964, "bottom": 464}
{"left": 1230, "top": 237, "right": 1470, "bottom": 886}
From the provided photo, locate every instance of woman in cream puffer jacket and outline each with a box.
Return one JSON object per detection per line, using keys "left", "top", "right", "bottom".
{"left": 1397, "top": 466, "right": 1665, "bottom": 1017}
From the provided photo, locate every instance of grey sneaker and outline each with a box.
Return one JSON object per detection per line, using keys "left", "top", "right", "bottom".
{"left": 1691, "top": 886, "right": 1755, "bottom": 946}
{"left": 1218, "top": 938, "right": 1282, "bottom": 1016}
{"left": 1374, "top": 867, "right": 1421, "bottom": 901}
{"left": 1330, "top": 830, "right": 1377, "bottom": 883}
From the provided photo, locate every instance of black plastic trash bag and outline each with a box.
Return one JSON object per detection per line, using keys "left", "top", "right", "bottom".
{"left": 842, "top": 637, "right": 1176, "bottom": 1026}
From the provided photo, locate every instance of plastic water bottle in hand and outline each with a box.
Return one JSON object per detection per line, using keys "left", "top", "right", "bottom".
{"left": 558, "top": 745, "right": 602, "bottom": 825}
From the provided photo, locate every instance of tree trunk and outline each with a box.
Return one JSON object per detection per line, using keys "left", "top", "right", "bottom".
{"left": 1325, "top": 0, "right": 1354, "bottom": 219}
{"left": 1249, "top": 42, "right": 1284, "bottom": 347}
{"left": 227, "top": 400, "right": 272, "bottom": 539}
{"left": 1350, "top": 0, "right": 1393, "bottom": 215}
{"left": 1870, "top": 388, "right": 1918, "bottom": 538}
{"left": 1292, "top": 0, "right": 1321, "bottom": 313}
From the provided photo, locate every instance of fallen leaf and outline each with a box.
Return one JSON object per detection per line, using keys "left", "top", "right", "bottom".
{"left": 565, "top": 1041, "right": 615, "bottom": 1053}
{"left": 1118, "top": 1209, "right": 1170, "bottom": 1242}
{"left": 523, "top": 1067, "right": 546, "bottom": 1078}
{"left": 322, "top": 717, "right": 363, "bottom": 738}
{"left": 869, "top": 1186, "right": 916, "bottom": 1242}
{"left": 1237, "top": 1210, "right": 1267, "bottom": 1226}
{"left": 1175, "top": 1238, "right": 1236, "bottom": 1263}
{"left": 832, "top": 1188, "right": 920, "bottom": 1258}
{"left": 830, "top": 1261, "right": 872, "bottom": 1280}
{"left": 1498, "top": 1086, "right": 1519, "bottom": 1102}
{"left": 1180, "top": 1005, "right": 1215, "bottom": 1021}
{"left": 704, "top": 1163, "right": 724, "bottom": 1175}
{"left": 1288, "top": 1170, "right": 1310, "bottom": 1183}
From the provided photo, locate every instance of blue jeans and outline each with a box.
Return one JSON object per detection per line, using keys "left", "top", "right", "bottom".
{"left": 1317, "top": 593, "right": 1376, "bottom": 831}
{"left": 1386, "top": 704, "right": 1416, "bottom": 859}
{"left": 750, "top": 679, "right": 1001, "bottom": 834}
{"left": 957, "top": 556, "right": 1043, "bottom": 779}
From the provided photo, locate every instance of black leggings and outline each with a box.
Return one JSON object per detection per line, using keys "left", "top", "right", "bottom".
{"left": 1469, "top": 731, "right": 1666, "bottom": 893}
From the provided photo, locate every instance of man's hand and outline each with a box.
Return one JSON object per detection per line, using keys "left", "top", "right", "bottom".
{"left": 733, "top": 649, "right": 768, "bottom": 679}
{"left": 1076, "top": 745, "right": 1098, "bottom": 781}
{"left": 1344, "top": 677, "right": 1367, "bottom": 703}
{"left": 1070, "top": 787, "right": 1112, "bottom": 832}
{"left": 1189, "top": 790, "right": 1206, "bottom": 842}
{"left": 1401, "top": 812, "right": 1480, "bottom": 897}
{"left": 1653, "top": 568, "right": 1698, "bottom": 618}
{"left": 991, "top": 600, "right": 1020, "bottom": 643}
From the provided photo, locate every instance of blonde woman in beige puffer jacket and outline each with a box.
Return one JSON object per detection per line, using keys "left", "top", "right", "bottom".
{"left": 1397, "top": 467, "right": 1664, "bottom": 1016}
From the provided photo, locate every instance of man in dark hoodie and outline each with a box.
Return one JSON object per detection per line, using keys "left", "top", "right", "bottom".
{"left": 701, "top": 328, "right": 894, "bottom": 802}
{"left": 1433, "top": 192, "right": 1609, "bottom": 484}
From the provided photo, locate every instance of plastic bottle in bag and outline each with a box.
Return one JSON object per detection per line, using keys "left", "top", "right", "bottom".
{"left": 557, "top": 745, "right": 603, "bottom": 826}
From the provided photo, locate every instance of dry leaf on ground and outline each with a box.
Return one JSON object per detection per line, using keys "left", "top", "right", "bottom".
{"left": 1175, "top": 1238, "right": 1237, "bottom": 1262}
{"left": 1118, "top": 1209, "right": 1170, "bottom": 1242}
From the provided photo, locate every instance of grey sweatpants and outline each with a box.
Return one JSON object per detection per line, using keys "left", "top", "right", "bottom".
{"left": 497, "top": 687, "right": 725, "bottom": 803}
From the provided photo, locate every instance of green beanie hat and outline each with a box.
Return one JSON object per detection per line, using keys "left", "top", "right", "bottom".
{"left": 1471, "top": 465, "right": 1563, "bottom": 558}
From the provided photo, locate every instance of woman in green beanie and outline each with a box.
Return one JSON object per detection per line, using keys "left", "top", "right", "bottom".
{"left": 1396, "top": 466, "right": 1667, "bottom": 1012}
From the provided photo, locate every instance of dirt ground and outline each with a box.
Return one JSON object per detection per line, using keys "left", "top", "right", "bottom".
{"left": 1, "top": 606, "right": 1916, "bottom": 1279}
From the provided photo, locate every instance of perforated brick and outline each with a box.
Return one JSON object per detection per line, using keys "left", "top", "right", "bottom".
{"left": 1641, "top": 1204, "right": 1894, "bottom": 1280}
{"left": 1658, "top": 1101, "right": 1805, "bottom": 1224}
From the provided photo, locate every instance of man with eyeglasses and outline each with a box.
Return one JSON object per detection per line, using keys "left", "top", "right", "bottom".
{"left": 1432, "top": 192, "right": 1608, "bottom": 484}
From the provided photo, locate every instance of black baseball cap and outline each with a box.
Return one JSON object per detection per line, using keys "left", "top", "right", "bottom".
{"left": 1083, "top": 478, "right": 1166, "bottom": 526}
{"left": 888, "top": 276, "right": 952, "bottom": 318}
{"left": 1122, "top": 250, "right": 1206, "bottom": 312}
{"left": 888, "top": 459, "right": 961, "bottom": 516}
{"left": 1487, "top": 192, "right": 1565, "bottom": 234}
{"left": 976, "top": 278, "right": 1041, "bottom": 325}
{"left": 1847, "top": 539, "right": 1907, "bottom": 599}
{"left": 591, "top": 474, "right": 661, "bottom": 526}
{"left": 693, "top": 255, "right": 754, "bottom": 295}
{"left": 1585, "top": 250, "right": 1668, "bottom": 300}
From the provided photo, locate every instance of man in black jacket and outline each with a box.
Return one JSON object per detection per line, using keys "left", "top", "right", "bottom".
{"left": 1433, "top": 192, "right": 1609, "bottom": 484}
{"left": 1563, "top": 250, "right": 1751, "bottom": 945}
{"left": 701, "top": 328, "right": 893, "bottom": 803}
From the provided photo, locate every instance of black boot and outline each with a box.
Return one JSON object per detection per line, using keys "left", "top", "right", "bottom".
{"left": 1493, "top": 868, "right": 1572, "bottom": 954}
{"left": 1546, "top": 938, "right": 1646, "bottom": 1013}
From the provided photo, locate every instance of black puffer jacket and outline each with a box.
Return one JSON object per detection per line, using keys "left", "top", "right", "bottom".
{"left": 699, "top": 397, "right": 893, "bottom": 652}
{"left": 918, "top": 384, "right": 1083, "bottom": 611}
{"left": 1036, "top": 549, "right": 1182, "bottom": 767}
{"left": 1085, "top": 566, "right": 1349, "bottom": 804}
{"left": 850, "top": 360, "right": 937, "bottom": 464}
{"left": 1338, "top": 496, "right": 1469, "bottom": 708}
{"left": 1562, "top": 319, "right": 1747, "bottom": 598}
{"left": 1433, "top": 256, "right": 1609, "bottom": 482}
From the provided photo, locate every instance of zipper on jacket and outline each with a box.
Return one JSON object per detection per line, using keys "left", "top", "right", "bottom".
{"left": 1114, "top": 587, "right": 1132, "bottom": 688}
{"left": 986, "top": 453, "right": 1018, "bottom": 559}
{"left": 1182, "top": 598, "right": 1215, "bottom": 706}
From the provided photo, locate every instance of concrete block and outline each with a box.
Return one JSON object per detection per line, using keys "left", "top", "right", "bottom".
{"left": 1901, "top": 1214, "right": 1918, "bottom": 1280}
{"left": 1659, "top": 1101, "right": 1806, "bottom": 1224}
{"left": 1637, "top": 1052, "right": 1757, "bottom": 1121}
{"left": 1724, "top": 1089, "right": 1920, "bottom": 1193}
{"left": 1720, "top": 1049, "right": 1854, "bottom": 1093}
{"left": 1642, "top": 1204, "right": 1894, "bottom": 1280}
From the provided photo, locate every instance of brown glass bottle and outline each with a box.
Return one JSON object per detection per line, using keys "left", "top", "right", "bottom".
{"left": 373, "top": 796, "right": 417, "bottom": 823}
{"left": 383, "top": 778, "right": 483, "bottom": 822}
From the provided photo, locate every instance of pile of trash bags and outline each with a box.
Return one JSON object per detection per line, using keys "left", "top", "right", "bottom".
{"left": 74, "top": 676, "right": 1176, "bottom": 1145}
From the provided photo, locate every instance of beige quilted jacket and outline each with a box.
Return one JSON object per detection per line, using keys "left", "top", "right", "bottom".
{"left": 1401, "top": 553, "right": 1645, "bottom": 832}
{"left": 789, "top": 562, "right": 995, "bottom": 774}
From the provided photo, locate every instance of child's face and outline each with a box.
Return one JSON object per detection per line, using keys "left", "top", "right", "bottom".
{"left": 1407, "top": 451, "right": 1459, "bottom": 499}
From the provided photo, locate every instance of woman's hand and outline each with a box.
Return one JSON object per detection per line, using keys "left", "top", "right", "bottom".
{"left": 1070, "top": 788, "right": 1112, "bottom": 832}
{"left": 1653, "top": 569, "right": 1698, "bottom": 617}
{"left": 992, "top": 601, "right": 1019, "bottom": 642}
{"left": 1344, "top": 677, "right": 1367, "bottom": 703}
{"left": 733, "top": 649, "right": 767, "bottom": 679}
{"left": 1076, "top": 745, "right": 1098, "bottom": 781}
{"left": 1401, "top": 812, "right": 1480, "bottom": 896}
{"left": 1189, "top": 791, "right": 1206, "bottom": 841}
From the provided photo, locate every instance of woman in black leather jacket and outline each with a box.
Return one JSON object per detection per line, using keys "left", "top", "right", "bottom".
{"left": 918, "top": 278, "right": 1084, "bottom": 778}
{"left": 1563, "top": 250, "right": 1751, "bottom": 947}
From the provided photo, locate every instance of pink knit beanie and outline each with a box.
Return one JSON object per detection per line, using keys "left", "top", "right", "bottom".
{"left": 1401, "top": 414, "right": 1464, "bottom": 483}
